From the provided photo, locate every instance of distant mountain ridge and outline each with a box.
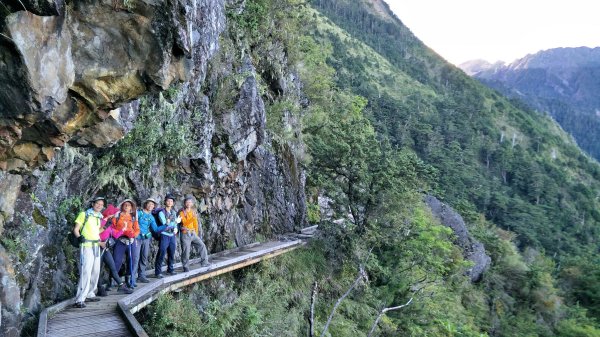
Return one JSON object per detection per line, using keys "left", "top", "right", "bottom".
{"left": 461, "top": 47, "right": 600, "bottom": 160}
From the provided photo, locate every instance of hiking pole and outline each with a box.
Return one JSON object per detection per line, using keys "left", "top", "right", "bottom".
{"left": 128, "top": 242, "right": 133, "bottom": 287}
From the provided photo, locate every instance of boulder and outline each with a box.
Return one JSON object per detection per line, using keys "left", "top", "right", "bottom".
{"left": 425, "top": 195, "right": 491, "bottom": 282}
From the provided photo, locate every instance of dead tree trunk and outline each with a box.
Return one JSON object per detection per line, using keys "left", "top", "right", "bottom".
{"left": 309, "top": 281, "right": 318, "bottom": 337}
{"left": 367, "top": 297, "right": 415, "bottom": 337}
{"left": 319, "top": 267, "right": 366, "bottom": 337}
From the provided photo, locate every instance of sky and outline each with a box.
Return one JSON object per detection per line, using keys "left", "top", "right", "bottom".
{"left": 384, "top": 0, "right": 600, "bottom": 65}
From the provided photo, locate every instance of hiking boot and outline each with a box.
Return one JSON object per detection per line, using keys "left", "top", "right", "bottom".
{"left": 85, "top": 297, "right": 101, "bottom": 302}
{"left": 166, "top": 271, "right": 177, "bottom": 276}
{"left": 97, "top": 286, "right": 108, "bottom": 297}
{"left": 155, "top": 274, "right": 164, "bottom": 279}
{"left": 117, "top": 285, "right": 134, "bottom": 294}
{"left": 72, "top": 302, "right": 86, "bottom": 308}
{"left": 137, "top": 277, "right": 150, "bottom": 283}
{"left": 201, "top": 262, "right": 212, "bottom": 268}
{"left": 182, "top": 267, "right": 189, "bottom": 272}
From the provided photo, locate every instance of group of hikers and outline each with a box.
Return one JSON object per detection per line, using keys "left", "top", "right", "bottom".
{"left": 72, "top": 194, "right": 211, "bottom": 308}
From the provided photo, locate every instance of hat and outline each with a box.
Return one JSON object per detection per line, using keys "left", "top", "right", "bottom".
{"left": 91, "top": 196, "right": 106, "bottom": 205}
{"left": 164, "top": 194, "right": 176, "bottom": 202}
{"left": 183, "top": 195, "right": 195, "bottom": 203}
{"left": 118, "top": 199, "right": 137, "bottom": 210}
{"left": 101, "top": 204, "right": 119, "bottom": 226}
{"left": 143, "top": 198, "right": 158, "bottom": 208}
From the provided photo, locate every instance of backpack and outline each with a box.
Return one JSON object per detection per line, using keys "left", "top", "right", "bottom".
{"left": 68, "top": 212, "right": 90, "bottom": 248}
{"left": 150, "top": 208, "right": 166, "bottom": 240}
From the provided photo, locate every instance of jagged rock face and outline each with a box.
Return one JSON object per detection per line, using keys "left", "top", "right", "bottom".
{"left": 0, "top": 0, "right": 306, "bottom": 335}
{"left": 425, "top": 195, "right": 491, "bottom": 282}
{"left": 0, "top": 0, "right": 217, "bottom": 172}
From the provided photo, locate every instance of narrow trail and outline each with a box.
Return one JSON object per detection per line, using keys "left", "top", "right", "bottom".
{"left": 38, "top": 238, "right": 309, "bottom": 337}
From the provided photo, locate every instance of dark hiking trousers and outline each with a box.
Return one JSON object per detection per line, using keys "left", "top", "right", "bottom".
{"left": 155, "top": 235, "right": 176, "bottom": 276}
{"left": 133, "top": 237, "right": 151, "bottom": 280}
{"left": 101, "top": 248, "right": 122, "bottom": 286}
{"left": 113, "top": 239, "right": 135, "bottom": 286}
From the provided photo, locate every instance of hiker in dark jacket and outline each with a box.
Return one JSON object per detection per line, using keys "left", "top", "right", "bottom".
{"left": 133, "top": 198, "right": 157, "bottom": 283}
{"left": 153, "top": 195, "right": 179, "bottom": 278}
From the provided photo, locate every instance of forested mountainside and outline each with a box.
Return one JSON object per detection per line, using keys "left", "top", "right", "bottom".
{"left": 147, "top": 0, "right": 600, "bottom": 336}
{"left": 1, "top": 0, "right": 600, "bottom": 336}
{"left": 461, "top": 47, "right": 600, "bottom": 161}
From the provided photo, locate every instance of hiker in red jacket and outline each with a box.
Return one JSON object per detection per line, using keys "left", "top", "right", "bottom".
{"left": 111, "top": 199, "right": 140, "bottom": 289}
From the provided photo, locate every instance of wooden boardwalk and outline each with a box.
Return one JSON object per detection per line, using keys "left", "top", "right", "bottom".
{"left": 38, "top": 239, "right": 306, "bottom": 337}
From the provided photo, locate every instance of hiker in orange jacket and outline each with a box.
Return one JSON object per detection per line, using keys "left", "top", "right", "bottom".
{"left": 179, "top": 195, "right": 210, "bottom": 271}
{"left": 111, "top": 199, "right": 139, "bottom": 289}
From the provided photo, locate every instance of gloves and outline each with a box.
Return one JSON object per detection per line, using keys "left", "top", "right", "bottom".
{"left": 173, "top": 227, "right": 178, "bottom": 234}
{"left": 78, "top": 236, "right": 86, "bottom": 244}
{"left": 175, "top": 216, "right": 182, "bottom": 224}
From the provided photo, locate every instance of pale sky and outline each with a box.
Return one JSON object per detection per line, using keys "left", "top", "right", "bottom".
{"left": 385, "top": 0, "right": 600, "bottom": 65}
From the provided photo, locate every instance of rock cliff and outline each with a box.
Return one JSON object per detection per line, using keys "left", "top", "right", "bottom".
{"left": 425, "top": 195, "right": 491, "bottom": 282}
{"left": 0, "top": 1, "right": 306, "bottom": 335}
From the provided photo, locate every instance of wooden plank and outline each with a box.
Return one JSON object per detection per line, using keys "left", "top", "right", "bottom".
{"left": 47, "top": 320, "right": 129, "bottom": 337}
{"left": 53, "top": 309, "right": 117, "bottom": 318}
{"left": 50, "top": 312, "right": 118, "bottom": 323}
{"left": 48, "top": 313, "right": 124, "bottom": 332}
{"left": 78, "top": 331, "right": 132, "bottom": 337}
{"left": 48, "top": 314, "right": 123, "bottom": 329}
{"left": 118, "top": 301, "right": 148, "bottom": 337}
{"left": 49, "top": 329, "right": 131, "bottom": 337}
{"left": 300, "top": 225, "right": 319, "bottom": 234}
{"left": 37, "top": 309, "right": 48, "bottom": 337}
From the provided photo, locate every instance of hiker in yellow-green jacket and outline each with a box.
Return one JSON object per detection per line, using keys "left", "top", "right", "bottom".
{"left": 72, "top": 197, "right": 106, "bottom": 308}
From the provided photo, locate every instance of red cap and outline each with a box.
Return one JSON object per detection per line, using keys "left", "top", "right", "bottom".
{"left": 101, "top": 204, "right": 120, "bottom": 226}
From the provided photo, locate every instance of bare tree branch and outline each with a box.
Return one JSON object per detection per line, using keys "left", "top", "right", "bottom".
{"left": 309, "top": 281, "right": 318, "bottom": 337}
{"left": 319, "top": 266, "right": 367, "bottom": 337}
{"left": 367, "top": 286, "right": 426, "bottom": 337}
{"left": 17, "top": 0, "right": 27, "bottom": 11}
{"left": 367, "top": 295, "right": 416, "bottom": 337}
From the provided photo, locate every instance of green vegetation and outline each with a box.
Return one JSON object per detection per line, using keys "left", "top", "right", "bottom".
{"left": 93, "top": 93, "right": 199, "bottom": 193}
{"left": 141, "top": 0, "right": 600, "bottom": 336}
{"left": 311, "top": 0, "right": 600, "bottom": 326}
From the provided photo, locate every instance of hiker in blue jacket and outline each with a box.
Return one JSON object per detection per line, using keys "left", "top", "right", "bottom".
{"left": 132, "top": 198, "right": 157, "bottom": 284}
{"left": 153, "top": 195, "right": 180, "bottom": 278}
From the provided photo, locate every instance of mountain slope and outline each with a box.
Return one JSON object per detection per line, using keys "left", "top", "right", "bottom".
{"left": 311, "top": 0, "right": 600, "bottom": 332}
{"left": 462, "top": 47, "right": 600, "bottom": 160}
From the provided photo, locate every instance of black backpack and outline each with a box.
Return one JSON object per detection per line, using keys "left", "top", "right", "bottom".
{"left": 67, "top": 212, "right": 90, "bottom": 248}
{"left": 150, "top": 208, "right": 166, "bottom": 240}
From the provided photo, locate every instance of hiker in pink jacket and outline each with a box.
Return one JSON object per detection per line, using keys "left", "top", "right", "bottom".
{"left": 97, "top": 204, "right": 133, "bottom": 296}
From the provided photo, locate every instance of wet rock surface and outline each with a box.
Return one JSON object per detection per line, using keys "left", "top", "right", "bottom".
{"left": 425, "top": 195, "right": 491, "bottom": 282}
